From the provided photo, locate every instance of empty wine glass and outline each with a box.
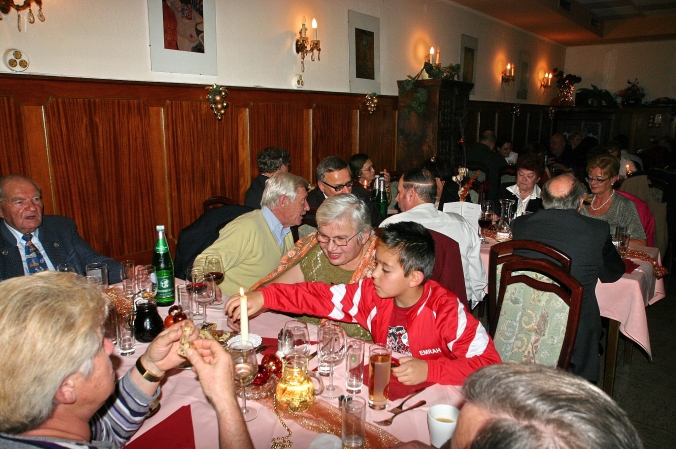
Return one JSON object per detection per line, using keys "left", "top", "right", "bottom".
{"left": 227, "top": 341, "right": 258, "bottom": 421}
{"left": 282, "top": 320, "right": 310, "bottom": 356}
{"left": 479, "top": 200, "right": 494, "bottom": 243}
{"left": 203, "top": 255, "right": 224, "bottom": 305}
{"left": 318, "top": 322, "right": 346, "bottom": 399}
{"left": 192, "top": 271, "right": 215, "bottom": 325}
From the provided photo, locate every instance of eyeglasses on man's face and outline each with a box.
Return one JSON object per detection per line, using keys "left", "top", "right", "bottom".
{"left": 321, "top": 180, "right": 353, "bottom": 192}
{"left": 586, "top": 176, "right": 610, "bottom": 184}
{"left": 316, "top": 230, "right": 359, "bottom": 246}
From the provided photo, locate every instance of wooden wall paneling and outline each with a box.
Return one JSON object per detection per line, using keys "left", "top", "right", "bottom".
{"left": 495, "top": 105, "right": 513, "bottom": 144}
{"left": 303, "top": 108, "right": 312, "bottom": 183}
{"left": 312, "top": 102, "right": 355, "bottom": 177}
{"left": 44, "top": 98, "right": 156, "bottom": 260}
{"left": 164, "top": 100, "right": 239, "bottom": 240}
{"left": 249, "top": 102, "right": 307, "bottom": 181}
{"left": 0, "top": 96, "right": 30, "bottom": 179}
{"left": 512, "top": 109, "right": 530, "bottom": 150}
{"left": 237, "top": 107, "right": 251, "bottom": 202}
{"left": 358, "top": 99, "right": 397, "bottom": 173}
{"left": 22, "top": 105, "right": 54, "bottom": 215}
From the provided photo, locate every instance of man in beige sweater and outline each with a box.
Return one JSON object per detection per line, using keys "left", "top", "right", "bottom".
{"left": 195, "top": 172, "right": 309, "bottom": 295}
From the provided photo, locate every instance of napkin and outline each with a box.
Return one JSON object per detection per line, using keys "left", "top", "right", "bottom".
{"left": 362, "top": 365, "right": 435, "bottom": 401}
{"left": 261, "top": 337, "right": 278, "bottom": 356}
{"left": 125, "top": 405, "right": 195, "bottom": 449}
{"left": 623, "top": 258, "right": 640, "bottom": 274}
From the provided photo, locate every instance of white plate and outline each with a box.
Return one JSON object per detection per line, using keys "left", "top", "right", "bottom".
{"left": 227, "top": 333, "right": 262, "bottom": 349}
{"left": 309, "top": 433, "right": 341, "bottom": 449}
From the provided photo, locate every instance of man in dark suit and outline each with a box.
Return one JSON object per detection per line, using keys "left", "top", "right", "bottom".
{"left": 512, "top": 173, "right": 625, "bottom": 383}
{"left": 465, "top": 130, "right": 507, "bottom": 203}
{"left": 307, "top": 156, "right": 383, "bottom": 227}
{"left": 243, "top": 147, "right": 291, "bottom": 209}
{"left": 0, "top": 174, "right": 122, "bottom": 282}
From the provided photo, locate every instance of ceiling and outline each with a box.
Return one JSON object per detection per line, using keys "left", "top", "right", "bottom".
{"left": 451, "top": 0, "right": 676, "bottom": 46}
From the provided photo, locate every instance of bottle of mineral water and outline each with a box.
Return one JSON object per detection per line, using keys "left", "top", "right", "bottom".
{"left": 153, "top": 225, "right": 175, "bottom": 306}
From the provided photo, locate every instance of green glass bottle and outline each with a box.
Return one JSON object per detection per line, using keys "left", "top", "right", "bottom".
{"left": 377, "top": 177, "right": 388, "bottom": 217}
{"left": 153, "top": 225, "right": 175, "bottom": 307}
{"left": 372, "top": 175, "right": 381, "bottom": 208}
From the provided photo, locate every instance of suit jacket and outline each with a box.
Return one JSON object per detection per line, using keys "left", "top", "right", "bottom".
{"left": 306, "top": 185, "right": 384, "bottom": 227}
{"left": 0, "top": 216, "right": 123, "bottom": 283}
{"left": 244, "top": 174, "right": 268, "bottom": 209}
{"left": 512, "top": 209, "right": 625, "bottom": 382}
{"left": 465, "top": 142, "right": 508, "bottom": 203}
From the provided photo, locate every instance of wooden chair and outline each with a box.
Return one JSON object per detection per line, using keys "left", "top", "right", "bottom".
{"left": 203, "top": 196, "right": 239, "bottom": 212}
{"left": 465, "top": 160, "right": 490, "bottom": 204}
{"left": 492, "top": 258, "right": 583, "bottom": 370}
{"left": 290, "top": 208, "right": 318, "bottom": 242}
{"left": 487, "top": 239, "right": 572, "bottom": 332}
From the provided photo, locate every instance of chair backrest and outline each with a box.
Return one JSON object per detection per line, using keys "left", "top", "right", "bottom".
{"left": 290, "top": 208, "right": 318, "bottom": 242}
{"left": 428, "top": 229, "right": 469, "bottom": 309}
{"left": 647, "top": 175, "right": 668, "bottom": 203}
{"left": 488, "top": 239, "right": 572, "bottom": 332}
{"left": 492, "top": 258, "right": 583, "bottom": 370}
{"left": 466, "top": 161, "right": 490, "bottom": 204}
{"left": 203, "top": 196, "right": 239, "bottom": 212}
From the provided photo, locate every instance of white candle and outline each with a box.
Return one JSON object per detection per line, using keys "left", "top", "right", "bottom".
{"left": 429, "top": 47, "right": 434, "bottom": 64}
{"left": 436, "top": 47, "right": 440, "bottom": 65}
{"left": 312, "top": 18, "right": 317, "bottom": 40}
{"left": 301, "top": 16, "right": 306, "bottom": 38}
{"left": 239, "top": 287, "right": 249, "bottom": 344}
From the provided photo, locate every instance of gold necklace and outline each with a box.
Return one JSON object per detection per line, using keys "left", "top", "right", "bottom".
{"left": 590, "top": 190, "right": 614, "bottom": 211}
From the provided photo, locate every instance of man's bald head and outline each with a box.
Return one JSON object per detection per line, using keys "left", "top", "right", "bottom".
{"left": 541, "top": 173, "right": 587, "bottom": 210}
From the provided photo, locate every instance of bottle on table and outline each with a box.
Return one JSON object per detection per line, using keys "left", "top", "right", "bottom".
{"left": 153, "top": 225, "right": 175, "bottom": 307}
{"left": 377, "top": 177, "right": 388, "bottom": 217}
{"left": 372, "top": 175, "right": 382, "bottom": 212}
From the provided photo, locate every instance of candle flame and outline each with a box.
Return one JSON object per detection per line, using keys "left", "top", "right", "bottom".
{"left": 311, "top": 18, "right": 317, "bottom": 29}
{"left": 240, "top": 287, "right": 245, "bottom": 296}
{"left": 430, "top": 47, "right": 435, "bottom": 55}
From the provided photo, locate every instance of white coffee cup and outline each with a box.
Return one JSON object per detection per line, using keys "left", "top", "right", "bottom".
{"left": 427, "top": 404, "right": 461, "bottom": 448}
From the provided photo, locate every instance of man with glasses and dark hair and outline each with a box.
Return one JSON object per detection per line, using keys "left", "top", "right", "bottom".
{"left": 512, "top": 173, "right": 624, "bottom": 383}
{"left": 307, "top": 156, "right": 383, "bottom": 226}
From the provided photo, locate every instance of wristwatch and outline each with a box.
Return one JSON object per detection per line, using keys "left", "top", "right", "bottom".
{"left": 135, "top": 357, "right": 164, "bottom": 382}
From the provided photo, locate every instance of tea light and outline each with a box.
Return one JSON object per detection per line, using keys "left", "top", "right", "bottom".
{"left": 626, "top": 164, "right": 632, "bottom": 176}
{"left": 239, "top": 287, "right": 249, "bottom": 344}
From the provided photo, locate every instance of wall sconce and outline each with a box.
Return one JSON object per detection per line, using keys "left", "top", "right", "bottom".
{"left": 365, "top": 93, "right": 378, "bottom": 114}
{"left": 0, "top": 0, "right": 45, "bottom": 31}
{"left": 502, "top": 63, "right": 515, "bottom": 86}
{"left": 205, "top": 84, "right": 229, "bottom": 120}
{"left": 295, "top": 16, "right": 320, "bottom": 72}
{"left": 540, "top": 72, "right": 553, "bottom": 92}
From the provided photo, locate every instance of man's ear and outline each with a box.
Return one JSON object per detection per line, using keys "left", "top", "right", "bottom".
{"left": 408, "top": 270, "right": 425, "bottom": 288}
{"left": 54, "top": 374, "right": 78, "bottom": 405}
{"left": 317, "top": 181, "right": 326, "bottom": 195}
{"left": 278, "top": 194, "right": 290, "bottom": 208}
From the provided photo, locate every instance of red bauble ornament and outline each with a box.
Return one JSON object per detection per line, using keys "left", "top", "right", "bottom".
{"left": 253, "top": 365, "right": 271, "bottom": 386}
{"left": 261, "top": 354, "right": 282, "bottom": 378}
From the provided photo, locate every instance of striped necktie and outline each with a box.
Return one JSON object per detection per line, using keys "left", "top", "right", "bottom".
{"left": 23, "top": 234, "right": 48, "bottom": 274}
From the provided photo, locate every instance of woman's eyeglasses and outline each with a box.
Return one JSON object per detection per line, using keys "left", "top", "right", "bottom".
{"left": 316, "top": 231, "right": 359, "bottom": 246}
{"left": 586, "top": 176, "right": 610, "bottom": 184}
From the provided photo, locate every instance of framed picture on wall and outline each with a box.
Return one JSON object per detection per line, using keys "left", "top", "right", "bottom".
{"left": 516, "top": 50, "right": 530, "bottom": 100}
{"left": 147, "top": 0, "right": 217, "bottom": 75}
{"left": 460, "top": 34, "right": 478, "bottom": 95}
{"left": 348, "top": 10, "right": 381, "bottom": 94}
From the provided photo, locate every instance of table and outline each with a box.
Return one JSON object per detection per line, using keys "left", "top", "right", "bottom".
{"left": 479, "top": 240, "right": 666, "bottom": 395}
{"left": 115, "top": 304, "right": 464, "bottom": 448}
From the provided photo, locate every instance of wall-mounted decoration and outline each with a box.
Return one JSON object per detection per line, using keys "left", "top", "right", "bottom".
{"left": 460, "top": 35, "right": 478, "bottom": 95}
{"left": 147, "top": 0, "right": 217, "bottom": 76}
{"left": 4, "top": 49, "right": 29, "bottom": 72}
{"left": 516, "top": 51, "right": 530, "bottom": 100}
{"left": 348, "top": 10, "right": 380, "bottom": 94}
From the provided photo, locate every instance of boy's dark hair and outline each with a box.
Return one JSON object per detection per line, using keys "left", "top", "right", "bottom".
{"left": 379, "top": 221, "right": 435, "bottom": 282}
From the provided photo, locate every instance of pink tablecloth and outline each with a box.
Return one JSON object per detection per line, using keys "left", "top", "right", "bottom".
{"left": 115, "top": 305, "right": 464, "bottom": 448}
{"left": 479, "top": 241, "right": 665, "bottom": 358}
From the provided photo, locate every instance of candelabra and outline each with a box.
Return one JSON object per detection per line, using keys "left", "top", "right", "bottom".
{"left": 502, "top": 63, "right": 515, "bottom": 86}
{"left": 295, "top": 16, "right": 320, "bottom": 73}
{"left": 0, "top": 0, "right": 45, "bottom": 31}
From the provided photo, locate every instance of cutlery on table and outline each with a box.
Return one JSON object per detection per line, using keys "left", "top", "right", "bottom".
{"left": 254, "top": 344, "right": 269, "bottom": 354}
{"left": 374, "top": 400, "right": 427, "bottom": 426}
{"left": 387, "top": 387, "right": 426, "bottom": 414}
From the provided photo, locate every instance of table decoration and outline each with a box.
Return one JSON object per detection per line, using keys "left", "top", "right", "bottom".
{"left": 617, "top": 247, "right": 668, "bottom": 278}
{"left": 125, "top": 405, "right": 195, "bottom": 449}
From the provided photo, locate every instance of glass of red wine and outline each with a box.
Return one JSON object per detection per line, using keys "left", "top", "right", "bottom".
{"left": 479, "top": 201, "right": 493, "bottom": 243}
{"left": 203, "top": 255, "right": 224, "bottom": 305}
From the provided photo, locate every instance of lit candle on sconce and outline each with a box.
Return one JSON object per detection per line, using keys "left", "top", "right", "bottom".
{"left": 547, "top": 73, "right": 552, "bottom": 86}
{"left": 429, "top": 47, "right": 434, "bottom": 64}
{"left": 312, "top": 18, "right": 317, "bottom": 40}
{"left": 507, "top": 63, "right": 514, "bottom": 77}
{"left": 436, "top": 47, "right": 440, "bottom": 65}
{"left": 301, "top": 16, "right": 306, "bottom": 38}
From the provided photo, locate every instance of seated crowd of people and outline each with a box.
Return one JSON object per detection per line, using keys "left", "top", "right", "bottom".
{"left": 0, "top": 129, "right": 654, "bottom": 448}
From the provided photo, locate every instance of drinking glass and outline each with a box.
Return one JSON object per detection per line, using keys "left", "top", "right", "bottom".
{"left": 282, "top": 320, "right": 310, "bottom": 356}
{"left": 86, "top": 263, "right": 108, "bottom": 289}
{"left": 345, "top": 338, "right": 365, "bottom": 394}
{"left": 227, "top": 341, "right": 258, "bottom": 421}
{"left": 478, "top": 201, "right": 493, "bottom": 243}
{"left": 318, "top": 322, "right": 346, "bottom": 399}
{"left": 121, "top": 260, "right": 135, "bottom": 281}
{"left": 56, "top": 263, "right": 77, "bottom": 273}
{"left": 192, "top": 272, "right": 215, "bottom": 325}
{"left": 135, "top": 265, "right": 158, "bottom": 301}
{"left": 368, "top": 344, "right": 392, "bottom": 410}
{"left": 342, "top": 396, "right": 367, "bottom": 449}
{"left": 176, "top": 285, "right": 196, "bottom": 320}
{"left": 203, "top": 255, "right": 224, "bottom": 305}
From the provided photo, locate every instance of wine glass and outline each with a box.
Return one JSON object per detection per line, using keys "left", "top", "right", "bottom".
{"left": 318, "top": 322, "right": 346, "bottom": 399}
{"left": 282, "top": 320, "right": 310, "bottom": 356}
{"left": 479, "top": 201, "right": 493, "bottom": 243}
{"left": 227, "top": 341, "right": 258, "bottom": 421}
{"left": 203, "top": 255, "right": 224, "bottom": 305}
{"left": 191, "top": 271, "right": 215, "bottom": 325}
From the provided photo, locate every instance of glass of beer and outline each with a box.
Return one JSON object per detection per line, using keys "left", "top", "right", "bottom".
{"left": 368, "top": 344, "right": 392, "bottom": 410}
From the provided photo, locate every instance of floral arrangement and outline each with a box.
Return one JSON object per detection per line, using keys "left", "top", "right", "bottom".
{"left": 458, "top": 170, "right": 480, "bottom": 202}
{"left": 399, "top": 61, "right": 462, "bottom": 117}
{"left": 616, "top": 79, "right": 646, "bottom": 101}
{"left": 551, "top": 68, "right": 582, "bottom": 89}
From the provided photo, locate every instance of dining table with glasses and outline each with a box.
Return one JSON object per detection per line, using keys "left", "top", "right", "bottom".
{"left": 479, "top": 238, "right": 666, "bottom": 395}
{"left": 114, "top": 293, "right": 465, "bottom": 449}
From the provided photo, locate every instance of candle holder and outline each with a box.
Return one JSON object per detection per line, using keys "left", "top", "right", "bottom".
{"left": 540, "top": 73, "right": 553, "bottom": 92}
{"left": 295, "top": 17, "right": 320, "bottom": 73}
{"left": 502, "top": 63, "right": 515, "bottom": 86}
{"left": 0, "top": 0, "right": 45, "bottom": 31}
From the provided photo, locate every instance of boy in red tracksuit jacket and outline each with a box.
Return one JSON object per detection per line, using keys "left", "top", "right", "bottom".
{"left": 226, "top": 221, "right": 501, "bottom": 386}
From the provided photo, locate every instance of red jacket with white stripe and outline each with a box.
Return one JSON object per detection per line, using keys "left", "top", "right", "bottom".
{"left": 261, "top": 278, "right": 502, "bottom": 385}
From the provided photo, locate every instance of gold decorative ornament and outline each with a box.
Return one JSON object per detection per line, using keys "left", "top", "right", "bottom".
{"left": 295, "top": 16, "right": 321, "bottom": 73}
{"left": 0, "top": 0, "right": 45, "bottom": 31}
{"left": 205, "top": 84, "right": 229, "bottom": 120}
{"left": 365, "top": 93, "right": 378, "bottom": 114}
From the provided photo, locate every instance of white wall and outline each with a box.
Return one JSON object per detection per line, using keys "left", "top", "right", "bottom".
{"left": 0, "top": 0, "right": 565, "bottom": 103}
{"left": 565, "top": 40, "right": 676, "bottom": 101}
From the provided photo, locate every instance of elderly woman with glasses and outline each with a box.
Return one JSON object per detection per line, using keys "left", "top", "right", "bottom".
{"left": 248, "top": 194, "right": 377, "bottom": 339}
{"left": 580, "top": 155, "right": 647, "bottom": 246}
{"left": 500, "top": 153, "right": 545, "bottom": 218}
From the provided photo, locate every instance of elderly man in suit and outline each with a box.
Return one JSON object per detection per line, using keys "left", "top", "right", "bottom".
{"left": 512, "top": 173, "right": 625, "bottom": 383}
{"left": 0, "top": 174, "right": 122, "bottom": 282}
